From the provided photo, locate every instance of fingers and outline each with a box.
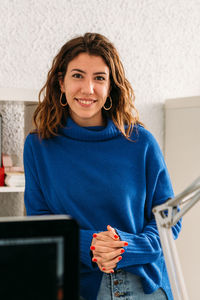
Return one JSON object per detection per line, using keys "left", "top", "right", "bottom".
{"left": 103, "top": 255, "right": 122, "bottom": 269}
{"left": 91, "top": 226, "right": 129, "bottom": 274}
{"left": 96, "top": 255, "right": 123, "bottom": 274}
{"left": 97, "top": 262, "right": 115, "bottom": 274}
{"left": 107, "top": 225, "right": 120, "bottom": 240}
{"left": 93, "top": 231, "right": 118, "bottom": 242}
{"left": 92, "top": 248, "right": 125, "bottom": 274}
{"left": 92, "top": 247, "right": 125, "bottom": 263}
{"left": 93, "top": 226, "right": 119, "bottom": 241}
{"left": 90, "top": 240, "right": 128, "bottom": 252}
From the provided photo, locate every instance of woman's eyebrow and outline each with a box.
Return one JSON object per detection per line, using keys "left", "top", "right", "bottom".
{"left": 93, "top": 71, "right": 108, "bottom": 76}
{"left": 71, "top": 68, "right": 108, "bottom": 76}
{"left": 71, "top": 68, "right": 86, "bottom": 73}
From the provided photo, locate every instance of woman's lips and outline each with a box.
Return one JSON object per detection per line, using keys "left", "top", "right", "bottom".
{"left": 74, "top": 97, "right": 97, "bottom": 107}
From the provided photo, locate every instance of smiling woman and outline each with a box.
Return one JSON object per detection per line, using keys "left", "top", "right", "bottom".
{"left": 32, "top": 32, "right": 141, "bottom": 139}
{"left": 24, "top": 33, "right": 181, "bottom": 300}
{"left": 59, "top": 53, "right": 110, "bottom": 127}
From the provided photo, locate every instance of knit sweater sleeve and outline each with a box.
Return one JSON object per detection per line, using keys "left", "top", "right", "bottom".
{"left": 24, "top": 135, "right": 97, "bottom": 270}
{"left": 115, "top": 132, "right": 182, "bottom": 268}
{"left": 24, "top": 134, "right": 51, "bottom": 215}
{"left": 115, "top": 218, "right": 181, "bottom": 268}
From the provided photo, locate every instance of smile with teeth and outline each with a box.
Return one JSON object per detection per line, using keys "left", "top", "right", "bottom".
{"left": 75, "top": 98, "right": 96, "bottom": 105}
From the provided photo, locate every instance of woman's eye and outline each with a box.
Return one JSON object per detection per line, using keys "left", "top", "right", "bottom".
{"left": 95, "top": 76, "right": 105, "bottom": 81}
{"left": 72, "top": 73, "right": 82, "bottom": 78}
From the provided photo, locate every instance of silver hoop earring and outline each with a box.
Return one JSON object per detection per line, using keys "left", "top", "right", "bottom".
{"left": 60, "top": 92, "right": 68, "bottom": 107}
{"left": 103, "top": 96, "right": 112, "bottom": 111}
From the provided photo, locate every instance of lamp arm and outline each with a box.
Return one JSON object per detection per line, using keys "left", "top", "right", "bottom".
{"left": 172, "top": 190, "right": 200, "bottom": 226}
{"left": 153, "top": 176, "right": 200, "bottom": 228}
{"left": 153, "top": 176, "right": 200, "bottom": 300}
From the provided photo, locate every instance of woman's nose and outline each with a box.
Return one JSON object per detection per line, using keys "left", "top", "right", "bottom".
{"left": 81, "top": 79, "right": 94, "bottom": 95}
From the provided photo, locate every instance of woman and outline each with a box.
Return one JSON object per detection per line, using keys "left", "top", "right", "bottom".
{"left": 24, "top": 32, "right": 181, "bottom": 300}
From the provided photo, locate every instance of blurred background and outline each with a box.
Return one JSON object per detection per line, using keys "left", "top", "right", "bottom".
{"left": 0, "top": 0, "right": 200, "bottom": 299}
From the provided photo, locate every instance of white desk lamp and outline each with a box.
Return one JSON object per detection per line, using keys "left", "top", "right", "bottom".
{"left": 153, "top": 176, "right": 200, "bottom": 300}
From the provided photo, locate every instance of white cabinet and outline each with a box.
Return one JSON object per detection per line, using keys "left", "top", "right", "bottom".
{"left": 0, "top": 88, "right": 38, "bottom": 214}
{"left": 165, "top": 96, "right": 200, "bottom": 300}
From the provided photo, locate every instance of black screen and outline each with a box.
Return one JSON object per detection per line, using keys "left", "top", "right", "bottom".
{"left": 0, "top": 237, "right": 64, "bottom": 300}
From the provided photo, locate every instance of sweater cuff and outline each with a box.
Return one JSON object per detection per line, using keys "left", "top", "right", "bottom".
{"left": 114, "top": 227, "right": 162, "bottom": 267}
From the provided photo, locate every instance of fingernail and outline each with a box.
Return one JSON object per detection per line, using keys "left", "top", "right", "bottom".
{"left": 110, "top": 270, "right": 114, "bottom": 273}
{"left": 118, "top": 256, "right": 122, "bottom": 261}
{"left": 90, "top": 246, "right": 95, "bottom": 250}
{"left": 93, "top": 233, "right": 97, "bottom": 238}
{"left": 102, "top": 267, "right": 106, "bottom": 271}
{"left": 114, "top": 235, "right": 119, "bottom": 239}
{"left": 124, "top": 242, "right": 128, "bottom": 246}
{"left": 120, "top": 249, "right": 125, "bottom": 254}
{"left": 92, "top": 258, "right": 97, "bottom": 262}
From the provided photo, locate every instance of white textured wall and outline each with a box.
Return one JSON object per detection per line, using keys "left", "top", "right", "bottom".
{"left": 1, "top": 0, "right": 200, "bottom": 148}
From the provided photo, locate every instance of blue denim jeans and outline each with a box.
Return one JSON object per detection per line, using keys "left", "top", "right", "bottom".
{"left": 80, "top": 269, "right": 167, "bottom": 300}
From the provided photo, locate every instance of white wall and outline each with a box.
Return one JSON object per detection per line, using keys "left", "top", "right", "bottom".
{"left": 0, "top": 0, "right": 200, "bottom": 149}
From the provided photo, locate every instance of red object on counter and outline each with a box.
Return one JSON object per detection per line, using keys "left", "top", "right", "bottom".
{"left": 0, "top": 166, "right": 5, "bottom": 186}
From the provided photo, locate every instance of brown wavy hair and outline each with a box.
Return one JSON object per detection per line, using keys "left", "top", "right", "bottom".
{"left": 33, "top": 32, "right": 143, "bottom": 139}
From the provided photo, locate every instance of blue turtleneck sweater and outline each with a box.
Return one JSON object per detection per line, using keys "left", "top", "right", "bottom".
{"left": 24, "top": 117, "right": 181, "bottom": 300}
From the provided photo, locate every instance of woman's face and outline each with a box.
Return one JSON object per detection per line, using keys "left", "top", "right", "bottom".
{"left": 60, "top": 52, "right": 110, "bottom": 127}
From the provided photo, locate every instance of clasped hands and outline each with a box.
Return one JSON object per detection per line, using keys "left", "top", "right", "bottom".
{"left": 90, "top": 225, "right": 128, "bottom": 274}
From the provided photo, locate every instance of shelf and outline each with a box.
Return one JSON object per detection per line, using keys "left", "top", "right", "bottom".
{"left": 0, "top": 186, "right": 25, "bottom": 193}
{"left": 0, "top": 88, "right": 39, "bottom": 103}
{"left": 0, "top": 88, "right": 35, "bottom": 195}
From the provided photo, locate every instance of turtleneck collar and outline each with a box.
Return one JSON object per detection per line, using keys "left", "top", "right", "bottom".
{"left": 59, "top": 117, "right": 121, "bottom": 141}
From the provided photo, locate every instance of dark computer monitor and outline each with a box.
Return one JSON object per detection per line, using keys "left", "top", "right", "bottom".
{"left": 0, "top": 215, "right": 79, "bottom": 300}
